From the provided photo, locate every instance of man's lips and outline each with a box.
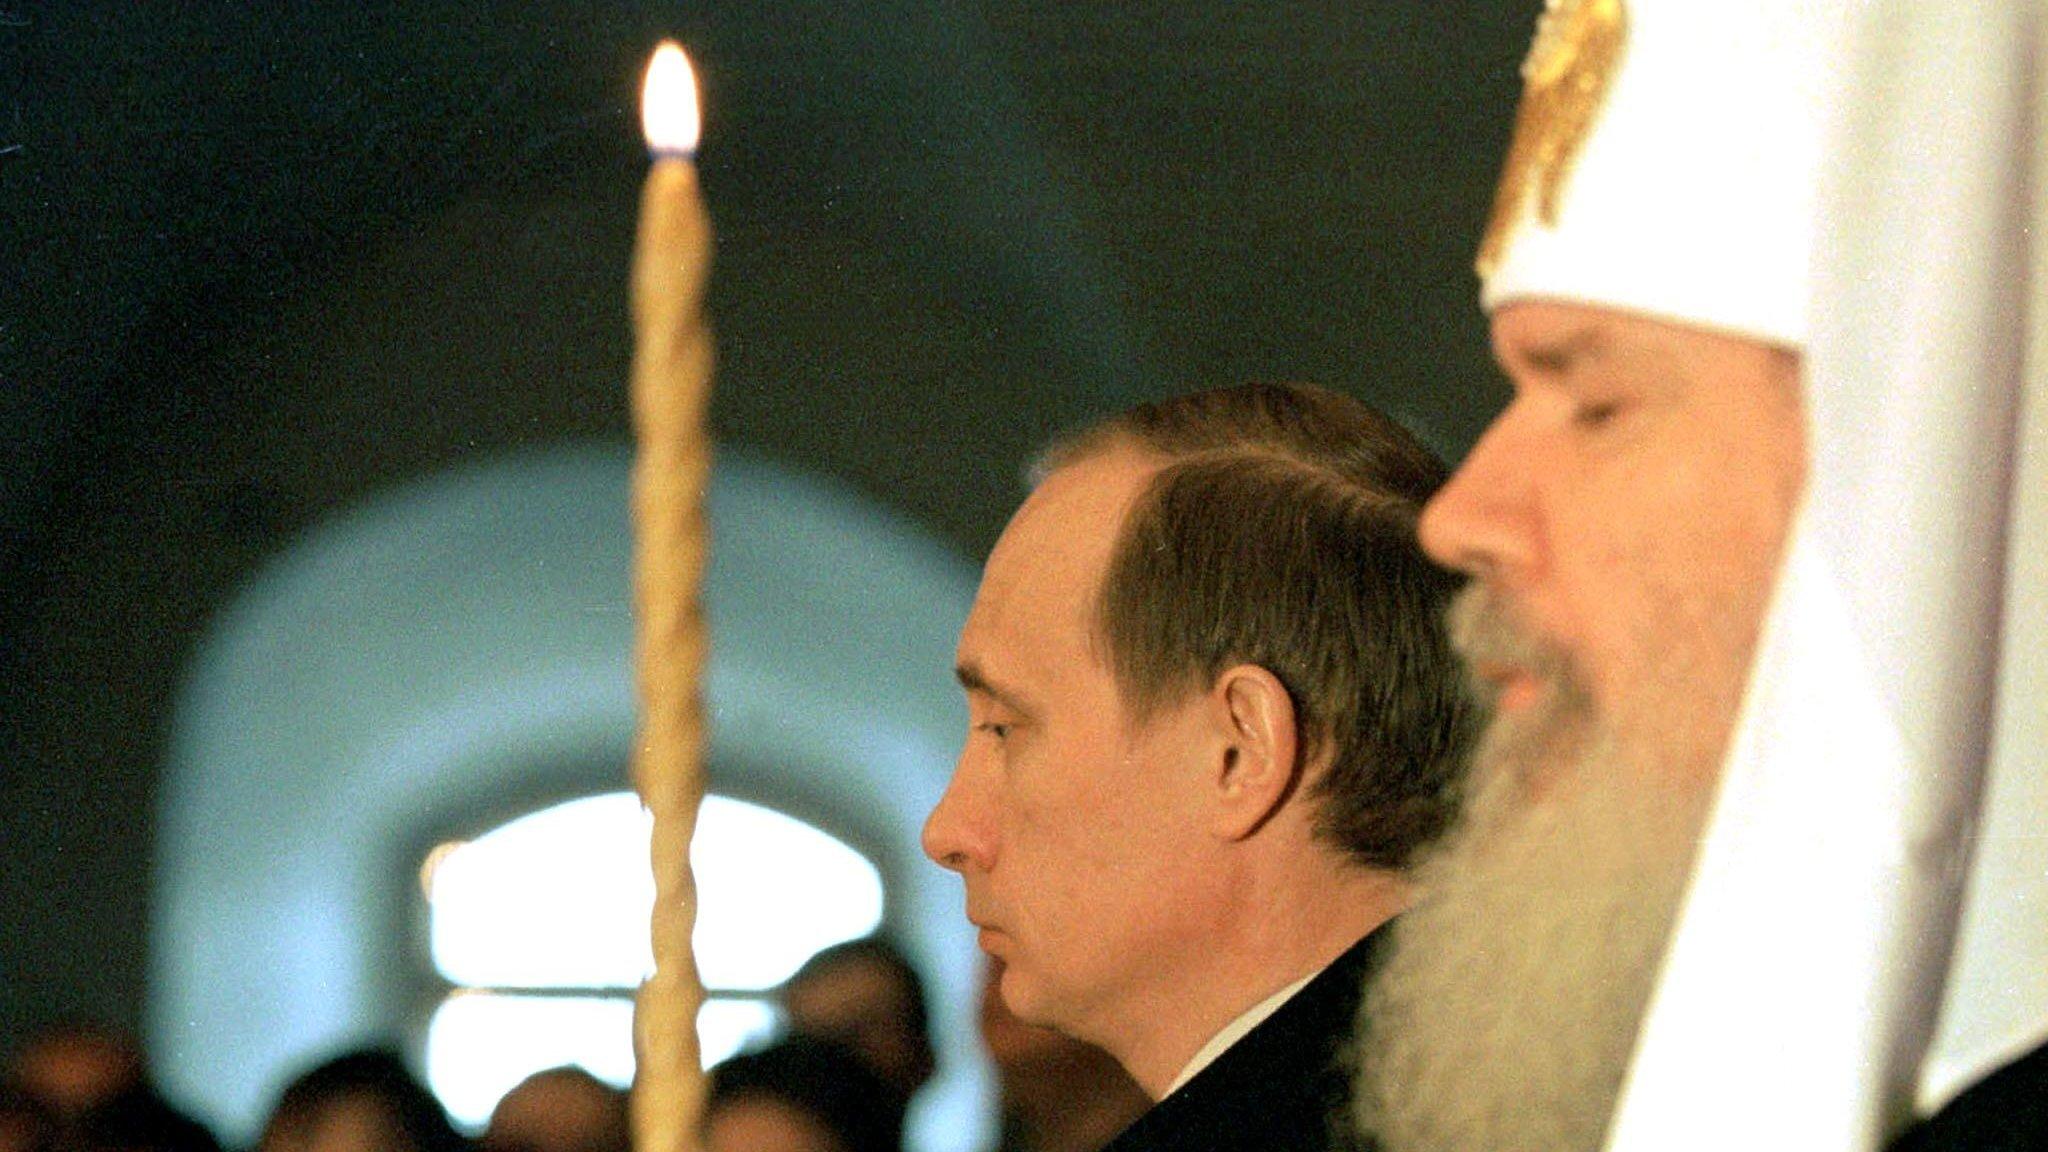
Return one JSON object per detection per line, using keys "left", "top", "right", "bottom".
{"left": 970, "top": 901, "right": 1011, "bottom": 938}
{"left": 969, "top": 914, "right": 1006, "bottom": 953}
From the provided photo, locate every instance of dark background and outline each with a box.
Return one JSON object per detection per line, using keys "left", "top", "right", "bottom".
{"left": 0, "top": 0, "right": 1528, "bottom": 1057}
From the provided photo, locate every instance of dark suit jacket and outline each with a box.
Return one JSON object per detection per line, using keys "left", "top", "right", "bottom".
{"left": 1099, "top": 928, "right": 1384, "bottom": 1152}
{"left": 1891, "top": 1038, "right": 2048, "bottom": 1152}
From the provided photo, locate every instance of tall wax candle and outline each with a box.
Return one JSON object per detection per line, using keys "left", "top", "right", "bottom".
{"left": 629, "top": 40, "right": 713, "bottom": 1152}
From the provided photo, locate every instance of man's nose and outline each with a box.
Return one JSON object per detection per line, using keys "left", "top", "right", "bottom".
{"left": 921, "top": 754, "right": 994, "bottom": 874}
{"left": 1418, "top": 408, "right": 1541, "bottom": 584}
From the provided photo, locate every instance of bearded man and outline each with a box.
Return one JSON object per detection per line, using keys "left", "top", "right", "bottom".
{"left": 1351, "top": 1, "right": 2047, "bottom": 1150}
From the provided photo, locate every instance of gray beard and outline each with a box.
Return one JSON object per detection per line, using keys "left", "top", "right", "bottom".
{"left": 1353, "top": 589, "right": 1718, "bottom": 1152}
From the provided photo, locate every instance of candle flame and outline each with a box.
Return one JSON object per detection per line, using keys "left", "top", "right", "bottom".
{"left": 641, "top": 41, "right": 701, "bottom": 156}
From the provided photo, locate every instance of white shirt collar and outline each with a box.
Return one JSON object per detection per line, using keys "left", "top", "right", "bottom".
{"left": 1159, "top": 968, "right": 1320, "bottom": 1098}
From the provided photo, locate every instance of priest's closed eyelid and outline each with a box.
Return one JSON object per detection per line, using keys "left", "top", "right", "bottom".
{"left": 1558, "top": 363, "right": 1648, "bottom": 431}
{"left": 1571, "top": 396, "right": 1627, "bottom": 429}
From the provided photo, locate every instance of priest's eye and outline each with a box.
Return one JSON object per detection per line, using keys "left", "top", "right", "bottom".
{"left": 1572, "top": 399, "right": 1625, "bottom": 430}
{"left": 975, "top": 721, "right": 1012, "bottom": 741}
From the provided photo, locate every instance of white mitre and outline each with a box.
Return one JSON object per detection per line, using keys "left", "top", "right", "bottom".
{"left": 1476, "top": 0, "right": 1832, "bottom": 348}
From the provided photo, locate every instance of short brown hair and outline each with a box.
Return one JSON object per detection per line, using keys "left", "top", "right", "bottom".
{"left": 1040, "top": 382, "right": 1477, "bottom": 870}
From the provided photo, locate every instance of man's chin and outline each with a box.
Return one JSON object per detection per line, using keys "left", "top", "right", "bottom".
{"left": 996, "top": 967, "right": 1055, "bottom": 1030}
{"left": 1465, "top": 692, "right": 1596, "bottom": 810}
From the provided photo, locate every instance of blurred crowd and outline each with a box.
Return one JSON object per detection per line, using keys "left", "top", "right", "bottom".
{"left": 2, "top": 935, "right": 1145, "bottom": 1152}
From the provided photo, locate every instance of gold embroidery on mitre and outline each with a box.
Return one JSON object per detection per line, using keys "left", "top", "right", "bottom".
{"left": 1475, "top": 0, "right": 1628, "bottom": 280}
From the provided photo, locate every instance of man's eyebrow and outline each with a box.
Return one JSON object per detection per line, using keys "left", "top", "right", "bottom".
{"left": 955, "top": 661, "right": 1034, "bottom": 715}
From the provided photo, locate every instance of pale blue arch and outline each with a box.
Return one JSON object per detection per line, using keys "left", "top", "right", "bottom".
{"left": 149, "top": 443, "right": 987, "bottom": 1152}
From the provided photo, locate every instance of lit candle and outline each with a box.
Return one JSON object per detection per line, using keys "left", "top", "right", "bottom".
{"left": 629, "top": 39, "right": 713, "bottom": 1152}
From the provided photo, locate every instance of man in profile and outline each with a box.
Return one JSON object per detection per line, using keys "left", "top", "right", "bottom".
{"left": 1351, "top": 2, "right": 2048, "bottom": 1150}
{"left": 923, "top": 382, "right": 1476, "bottom": 1151}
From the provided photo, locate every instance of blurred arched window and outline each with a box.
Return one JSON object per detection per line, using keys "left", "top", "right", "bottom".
{"left": 420, "top": 791, "right": 886, "bottom": 1126}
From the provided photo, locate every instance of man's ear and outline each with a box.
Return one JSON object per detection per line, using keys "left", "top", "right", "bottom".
{"left": 1206, "top": 664, "right": 1303, "bottom": 842}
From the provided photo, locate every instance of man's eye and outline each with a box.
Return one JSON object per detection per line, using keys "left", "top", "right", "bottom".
{"left": 975, "top": 721, "right": 1011, "bottom": 740}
